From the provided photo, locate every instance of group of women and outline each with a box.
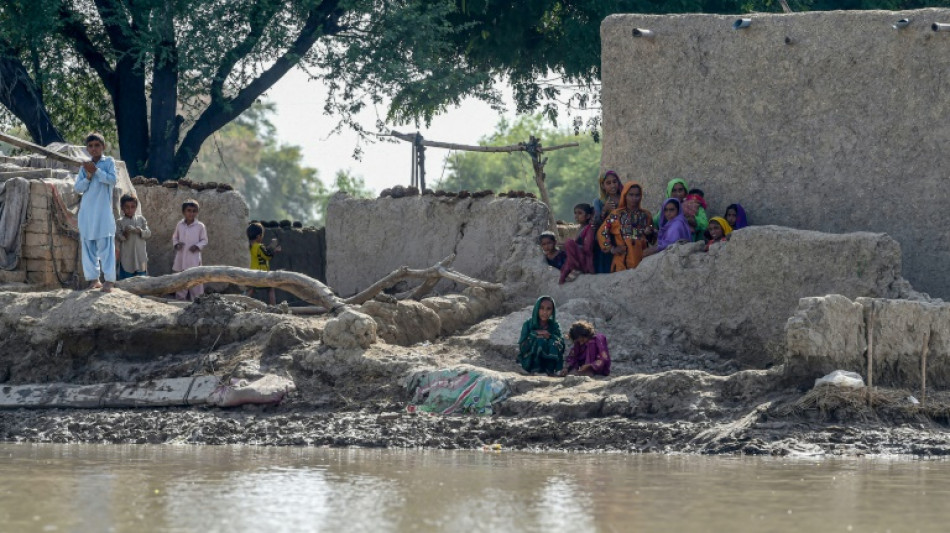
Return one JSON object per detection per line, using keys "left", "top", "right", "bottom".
{"left": 541, "top": 171, "right": 749, "bottom": 284}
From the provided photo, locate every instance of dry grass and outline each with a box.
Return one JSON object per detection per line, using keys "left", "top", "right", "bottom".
{"left": 775, "top": 385, "right": 950, "bottom": 424}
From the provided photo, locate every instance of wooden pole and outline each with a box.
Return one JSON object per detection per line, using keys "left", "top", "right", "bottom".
{"left": 0, "top": 131, "right": 86, "bottom": 166}
{"left": 866, "top": 302, "right": 875, "bottom": 406}
{"left": 921, "top": 329, "right": 930, "bottom": 406}
{"left": 525, "top": 136, "right": 558, "bottom": 232}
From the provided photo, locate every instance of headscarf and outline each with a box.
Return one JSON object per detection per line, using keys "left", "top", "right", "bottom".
{"left": 726, "top": 203, "right": 748, "bottom": 229}
{"left": 685, "top": 193, "right": 707, "bottom": 210}
{"left": 709, "top": 216, "right": 733, "bottom": 236}
{"left": 616, "top": 181, "right": 643, "bottom": 211}
{"left": 598, "top": 170, "right": 622, "bottom": 203}
{"left": 656, "top": 198, "right": 693, "bottom": 251}
{"left": 520, "top": 296, "right": 562, "bottom": 344}
{"left": 666, "top": 178, "right": 689, "bottom": 198}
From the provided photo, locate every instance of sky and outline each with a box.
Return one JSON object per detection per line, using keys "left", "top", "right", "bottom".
{"left": 264, "top": 68, "right": 518, "bottom": 194}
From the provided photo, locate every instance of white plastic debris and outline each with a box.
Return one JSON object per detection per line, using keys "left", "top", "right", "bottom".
{"left": 814, "top": 370, "right": 865, "bottom": 389}
{"left": 907, "top": 395, "right": 920, "bottom": 405}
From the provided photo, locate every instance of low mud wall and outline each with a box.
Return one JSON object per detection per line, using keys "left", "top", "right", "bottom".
{"left": 133, "top": 185, "right": 248, "bottom": 276}
{"left": 520, "top": 226, "right": 908, "bottom": 367}
{"left": 786, "top": 294, "right": 950, "bottom": 388}
{"left": 601, "top": 9, "right": 950, "bottom": 298}
{"left": 326, "top": 194, "right": 548, "bottom": 297}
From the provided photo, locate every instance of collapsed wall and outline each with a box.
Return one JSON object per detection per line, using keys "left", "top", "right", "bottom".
{"left": 326, "top": 194, "right": 548, "bottom": 297}
{"left": 786, "top": 294, "right": 950, "bottom": 388}
{"left": 521, "top": 225, "right": 908, "bottom": 367}
{"left": 133, "top": 184, "right": 249, "bottom": 276}
{"left": 601, "top": 9, "right": 950, "bottom": 298}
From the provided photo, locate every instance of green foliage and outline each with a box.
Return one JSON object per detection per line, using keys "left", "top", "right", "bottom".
{"left": 187, "top": 102, "right": 326, "bottom": 225}
{"left": 435, "top": 115, "right": 602, "bottom": 221}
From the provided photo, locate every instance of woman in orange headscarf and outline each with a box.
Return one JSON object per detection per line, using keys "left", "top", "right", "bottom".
{"left": 597, "top": 181, "right": 655, "bottom": 272}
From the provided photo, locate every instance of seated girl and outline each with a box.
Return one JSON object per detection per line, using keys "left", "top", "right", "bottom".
{"left": 560, "top": 203, "right": 596, "bottom": 284}
{"left": 517, "top": 296, "right": 566, "bottom": 375}
{"left": 643, "top": 198, "right": 693, "bottom": 257}
{"left": 705, "top": 216, "right": 733, "bottom": 251}
{"left": 597, "top": 182, "right": 655, "bottom": 272}
{"left": 593, "top": 171, "right": 623, "bottom": 274}
{"left": 725, "top": 203, "right": 748, "bottom": 230}
{"left": 559, "top": 321, "right": 611, "bottom": 377}
{"left": 652, "top": 178, "right": 689, "bottom": 227}
{"left": 538, "top": 231, "right": 566, "bottom": 270}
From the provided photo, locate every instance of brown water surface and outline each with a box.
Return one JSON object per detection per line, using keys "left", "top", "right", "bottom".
{"left": 0, "top": 443, "right": 947, "bottom": 532}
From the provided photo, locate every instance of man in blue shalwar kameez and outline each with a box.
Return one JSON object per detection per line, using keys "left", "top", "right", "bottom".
{"left": 73, "top": 132, "right": 118, "bottom": 292}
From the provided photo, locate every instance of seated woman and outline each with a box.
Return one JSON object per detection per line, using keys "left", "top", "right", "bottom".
{"left": 593, "top": 171, "right": 623, "bottom": 274}
{"left": 705, "top": 216, "right": 732, "bottom": 251}
{"left": 644, "top": 198, "right": 693, "bottom": 257}
{"left": 725, "top": 203, "right": 748, "bottom": 230}
{"left": 517, "top": 296, "right": 566, "bottom": 375}
{"left": 597, "top": 182, "right": 655, "bottom": 272}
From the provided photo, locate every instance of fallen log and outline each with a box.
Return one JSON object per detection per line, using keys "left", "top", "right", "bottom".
{"left": 116, "top": 266, "right": 348, "bottom": 310}
{"left": 344, "top": 255, "right": 503, "bottom": 305}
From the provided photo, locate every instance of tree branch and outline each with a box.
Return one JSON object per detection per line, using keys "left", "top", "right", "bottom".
{"left": 115, "top": 266, "right": 348, "bottom": 310}
{"left": 343, "top": 255, "right": 502, "bottom": 306}
{"left": 172, "top": 0, "right": 344, "bottom": 179}
{"left": 57, "top": 3, "right": 117, "bottom": 94}
{"left": 0, "top": 41, "right": 65, "bottom": 146}
{"left": 208, "top": 0, "right": 281, "bottom": 102}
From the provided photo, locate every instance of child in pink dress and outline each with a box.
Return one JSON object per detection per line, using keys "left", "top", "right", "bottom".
{"left": 172, "top": 199, "right": 208, "bottom": 301}
{"left": 560, "top": 321, "right": 611, "bottom": 377}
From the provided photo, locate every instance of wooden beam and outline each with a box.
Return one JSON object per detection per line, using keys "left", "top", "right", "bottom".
{"left": 387, "top": 130, "right": 578, "bottom": 153}
{"left": 0, "top": 131, "right": 86, "bottom": 166}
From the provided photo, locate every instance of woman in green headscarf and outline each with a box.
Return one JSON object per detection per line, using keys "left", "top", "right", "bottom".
{"left": 517, "top": 296, "right": 566, "bottom": 375}
{"left": 653, "top": 178, "right": 707, "bottom": 241}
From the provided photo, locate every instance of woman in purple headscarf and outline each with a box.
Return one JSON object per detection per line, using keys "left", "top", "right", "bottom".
{"left": 724, "top": 203, "right": 748, "bottom": 230}
{"left": 644, "top": 198, "right": 693, "bottom": 257}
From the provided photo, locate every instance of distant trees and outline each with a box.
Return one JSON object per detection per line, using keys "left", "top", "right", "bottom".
{"left": 435, "top": 115, "right": 601, "bottom": 221}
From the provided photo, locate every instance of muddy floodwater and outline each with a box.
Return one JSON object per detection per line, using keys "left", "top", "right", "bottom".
{"left": 1, "top": 444, "right": 948, "bottom": 533}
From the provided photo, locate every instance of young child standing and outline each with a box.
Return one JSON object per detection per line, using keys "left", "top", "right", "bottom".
{"left": 115, "top": 194, "right": 151, "bottom": 279}
{"left": 560, "top": 321, "right": 611, "bottom": 377}
{"left": 74, "top": 132, "right": 118, "bottom": 292}
{"left": 559, "top": 203, "right": 596, "bottom": 284}
{"left": 172, "top": 199, "right": 208, "bottom": 301}
{"left": 538, "top": 231, "right": 566, "bottom": 270}
{"left": 246, "top": 222, "right": 282, "bottom": 305}
{"left": 517, "top": 296, "right": 566, "bottom": 375}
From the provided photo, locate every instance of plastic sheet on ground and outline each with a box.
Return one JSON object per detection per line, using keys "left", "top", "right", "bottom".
{"left": 207, "top": 374, "right": 295, "bottom": 407}
{"left": 405, "top": 368, "right": 510, "bottom": 415}
{"left": 814, "top": 370, "right": 865, "bottom": 389}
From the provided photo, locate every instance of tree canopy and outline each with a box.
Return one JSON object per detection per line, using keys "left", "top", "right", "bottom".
{"left": 435, "top": 115, "right": 601, "bottom": 221}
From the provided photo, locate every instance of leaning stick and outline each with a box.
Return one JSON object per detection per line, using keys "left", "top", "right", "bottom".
{"left": 866, "top": 302, "right": 875, "bottom": 406}
{"left": 116, "top": 266, "right": 347, "bottom": 310}
{"left": 921, "top": 330, "right": 931, "bottom": 406}
{"left": 0, "top": 131, "right": 86, "bottom": 166}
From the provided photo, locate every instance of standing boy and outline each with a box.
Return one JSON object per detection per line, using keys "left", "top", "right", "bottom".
{"left": 115, "top": 194, "right": 151, "bottom": 279}
{"left": 74, "top": 132, "right": 117, "bottom": 292}
{"left": 172, "top": 199, "right": 208, "bottom": 300}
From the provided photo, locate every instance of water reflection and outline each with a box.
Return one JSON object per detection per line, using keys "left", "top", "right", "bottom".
{"left": 1, "top": 444, "right": 949, "bottom": 532}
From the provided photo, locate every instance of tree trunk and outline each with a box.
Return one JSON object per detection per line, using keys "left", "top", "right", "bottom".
{"left": 0, "top": 50, "right": 64, "bottom": 146}
{"left": 113, "top": 57, "right": 150, "bottom": 178}
{"left": 146, "top": 2, "right": 180, "bottom": 181}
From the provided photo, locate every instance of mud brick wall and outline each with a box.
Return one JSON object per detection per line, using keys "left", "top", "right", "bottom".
{"left": 19, "top": 180, "right": 79, "bottom": 286}
{"left": 601, "top": 9, "right": 950, "bottom": 298}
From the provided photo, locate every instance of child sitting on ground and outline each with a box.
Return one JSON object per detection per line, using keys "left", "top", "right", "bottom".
{"left": 559, "top": 203, "right": 596, "bottom": 284}
{"left": 517, "top": 296, "right": 566, "bottom": 375}
{"left": 114, "top": 194, "right": 151, "bottom": 279}
{"left": 725, "top": 203, "right": 748, "bottom": 230}
{"left": 538, "top": 231, "right": 566, "bottom": 270}
{"left": 172, "top": 199, "right": 208, "bottom": 301}
{"left": 246, "top": 222, "right": 282, "bottom": 305}
{"left": 705, "top": 216, "right": 732, "bottom": 251}
{"left": 560, "top": 321, "right": 611, "bottom": 377}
